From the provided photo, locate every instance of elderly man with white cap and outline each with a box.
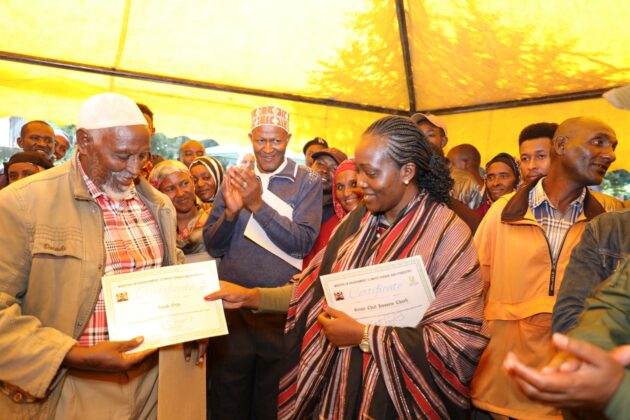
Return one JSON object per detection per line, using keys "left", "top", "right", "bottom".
{"left": 0, "top": 92, "right": 204, "bottom": 419}
{"left": 204, "top": 105, "right": 322, "bottom": 419}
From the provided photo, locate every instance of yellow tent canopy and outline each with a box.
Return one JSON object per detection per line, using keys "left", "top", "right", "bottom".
{"left": 1, "top": 0, "right": 628, "bottom": 168}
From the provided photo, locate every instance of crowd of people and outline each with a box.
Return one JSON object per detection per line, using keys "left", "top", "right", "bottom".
{"left": 0, "top": 91, "right": 628, "bottom": 419}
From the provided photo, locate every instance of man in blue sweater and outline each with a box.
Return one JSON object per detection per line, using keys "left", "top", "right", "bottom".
{"left": 203, "top": 105, "right": 322, "bottom": 419}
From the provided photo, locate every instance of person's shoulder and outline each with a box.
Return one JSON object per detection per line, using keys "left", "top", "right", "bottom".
{"left": 589, "top": 207, "right": 630, "bottom": 227}
{"left": 451, "top": 167, "right": 478, "bottom": 185}
{"left": 589, "top": 189, "right": 624, "bottom": 212}
{"left": 451, "top": 167, "right": 471, "bottom": 183}
{"left": 473, "top": 193, "right": 514, "bottom": 240}
{"left": 291, "top": 159, "right": 321, "bottom": 186}
{"left": 445, "top": 198, "right": 481, "bottom": 234}
{"left": 485, "top": 192, "right": 513, "bottom": 218}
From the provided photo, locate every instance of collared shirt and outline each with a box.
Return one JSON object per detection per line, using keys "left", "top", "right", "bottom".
{"left": 255, "top": 158, "right": 288, "bottom": 191}
{"left": 76, "top": 155, "right": 164, "bottom": 347}
{"left": 529, "top": 177, "right": 586, "bottom": 263}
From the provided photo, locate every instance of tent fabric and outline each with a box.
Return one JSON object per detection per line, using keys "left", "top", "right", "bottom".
{"left": 0, "top": 0, "right": 628, "bottom": 168}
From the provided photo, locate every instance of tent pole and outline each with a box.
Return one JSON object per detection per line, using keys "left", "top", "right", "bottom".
{"left": 395, "top": 0, "right": 416, "bottom": 113}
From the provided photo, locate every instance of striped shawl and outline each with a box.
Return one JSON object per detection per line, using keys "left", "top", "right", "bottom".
{"left": 278, "top": 193, "right": 488, "bottom": 419}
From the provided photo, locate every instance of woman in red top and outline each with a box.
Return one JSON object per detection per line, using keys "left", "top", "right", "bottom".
{"left": 303, "top": 158, "right": 363, "bottom": 267}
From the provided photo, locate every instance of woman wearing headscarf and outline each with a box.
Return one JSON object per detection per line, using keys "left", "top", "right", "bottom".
{"left": 149, "top": 160, "right": 209, "bottom": 255}
{"left": 476, "top": 153, "right": 520, "bottom": 218}
{"left": 302, "top": 158, "right": 363, "bottom": 268}
{"left": 189, "top": 156, "right": 225, "bottom": 211}
{"left": 206, "top": 116, "right": 488, "bottom": 419}
{"left": 238, "top": 152, "right": 255, "bottom": 170}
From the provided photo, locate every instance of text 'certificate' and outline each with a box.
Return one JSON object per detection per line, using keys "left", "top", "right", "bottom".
{"left": 102, "top": 260, "right": 228, "bottom": 353}
{"left": 320, "top": 256, "right": 435, "bottom": 328}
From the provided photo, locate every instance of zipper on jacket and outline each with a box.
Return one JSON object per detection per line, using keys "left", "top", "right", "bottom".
{"left": 548, "top": 265, "right": 557, "bottom": 296}
{"left": 533, "top": 225, "right": 557, "bottom": 297}
{"left": 546, "top": 220, "right": 584, "bottom": 296}
{"left": 528, "top": 221, "right": 561, "bottom": 297}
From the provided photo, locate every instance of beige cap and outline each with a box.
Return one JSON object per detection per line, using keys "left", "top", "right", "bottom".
{"left": 410, "top": 112, "right": 448, "bottom": 138}
{"left": 78, "top": 92, "right": 148, "bottom": 130}
{"left": 603, "top": 85, "right": 630, "bottom": 110}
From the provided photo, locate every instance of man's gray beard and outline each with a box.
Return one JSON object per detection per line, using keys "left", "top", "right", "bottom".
{"left": 101, "top": 182, "right": 133, "bottom": 202}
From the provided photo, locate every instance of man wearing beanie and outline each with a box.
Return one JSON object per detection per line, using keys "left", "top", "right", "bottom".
{"left": 311, "top": 147, "right": 348, "bottom": 224}
{"left": 0, "top": 92, "right": 203, "bottom": 419}
{"left": 3, "top": 151, "right": 53, "bottom": 185}
{"left": 302, "top": 136, "right": 328, "bottom": 167}
{"left": 204, "top": 105, "right": 321, "bottom": 419}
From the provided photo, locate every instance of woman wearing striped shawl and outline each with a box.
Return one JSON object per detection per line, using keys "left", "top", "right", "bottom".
{"left": 206, "top": 116, "right": 488, "bottom": 419}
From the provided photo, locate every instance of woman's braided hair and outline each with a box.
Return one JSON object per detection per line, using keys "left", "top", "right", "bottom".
{"left": 363, "top": 116, "right": 453, "bottom": 204}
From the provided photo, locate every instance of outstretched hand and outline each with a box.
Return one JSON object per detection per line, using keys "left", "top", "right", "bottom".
{"left": 204, "top": 280, "right": 260, "bottom": 310}
{"left": 505, "top": 333, "right": 628, "bottom": 410}
{"left": 63, "top": 336, "right": 156, "bottom": 372}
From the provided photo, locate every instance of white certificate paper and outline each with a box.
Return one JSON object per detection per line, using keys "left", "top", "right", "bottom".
{"left": 102, "top": 260, "right": 228, "bottom": 353}
{"left": 244, "top": 189, "right": 303, "bottom": 269}
{"left": 320, "top": 256, "right": 435, "bottom": 328}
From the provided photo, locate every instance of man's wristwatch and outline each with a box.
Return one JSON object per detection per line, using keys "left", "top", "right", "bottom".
{"left": 359, "top": 324, "right": 371, "bottom": 353}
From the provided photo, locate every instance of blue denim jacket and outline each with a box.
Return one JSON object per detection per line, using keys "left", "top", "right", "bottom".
{"left": 552, "top": 209, "right": 630, "bottom": 333}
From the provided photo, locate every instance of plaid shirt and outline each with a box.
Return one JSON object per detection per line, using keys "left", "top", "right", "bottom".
{"left": 529, "top": 178, "right": 586, "bottom": 263}
{"left": 77, "top": 157, "right": 164, "bottom": 347}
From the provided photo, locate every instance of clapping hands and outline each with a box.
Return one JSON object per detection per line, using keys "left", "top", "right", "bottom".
{"left": 223, "top": 166, "right": 262, "bottom": 220}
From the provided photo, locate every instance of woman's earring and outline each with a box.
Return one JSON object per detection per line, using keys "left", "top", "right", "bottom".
{"left": 403, "top": 180, "right": 409, "bottom": 185}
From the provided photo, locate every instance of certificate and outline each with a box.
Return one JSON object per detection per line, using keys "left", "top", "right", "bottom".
{"left": 320, "top": 256, "right": 435, "bottom": 328}
{"left": 102, "top": 260, "right": 228, "bottom": 353}
{"left": 244, "top": 189, "right": 303, "bottom": 269}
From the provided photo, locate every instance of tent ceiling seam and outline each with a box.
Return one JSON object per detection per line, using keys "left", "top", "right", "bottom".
{"left": 423, "top": 88, "right": 615, "bottom": 115}
{"left": 0, "top": 52, "right": 409, "bottom": 116}
{"left": 0, "top": 52, "right": 616, "bottom": 117}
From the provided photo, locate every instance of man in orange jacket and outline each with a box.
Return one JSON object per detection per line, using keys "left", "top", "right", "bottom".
{"left": 470, "top": 116, "right": 619, "bottom": 419}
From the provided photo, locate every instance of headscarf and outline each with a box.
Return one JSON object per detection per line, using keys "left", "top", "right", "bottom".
{"left": 148, "top": 159, "right": 190, "bottom": 189}
{"left": 189, "top": 156, "right": 225, "bottom": 198}
{"left": 485, "top": 152, "right": 521, "bottom": 187}
{"left": 237, "top": 151, "right": 255, "bottom": 170}
{"left": 331, "top": 158, "right": 358, "bottom": 220}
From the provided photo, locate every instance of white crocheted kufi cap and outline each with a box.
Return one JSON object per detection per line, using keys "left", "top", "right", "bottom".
{"left": 78, "top": 92, "right": 147, "bottom": 130}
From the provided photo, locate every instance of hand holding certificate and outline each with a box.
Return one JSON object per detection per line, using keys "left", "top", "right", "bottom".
{"left": 102, "top": 260, "right": 228, "bottom": 353}
{"left": 320, "top": 256, "right": 435, "bottom": 328}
